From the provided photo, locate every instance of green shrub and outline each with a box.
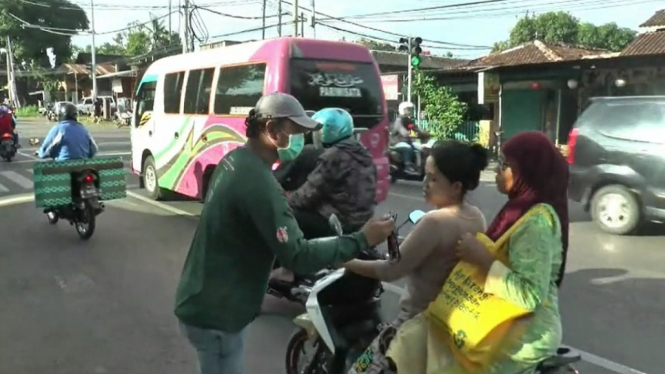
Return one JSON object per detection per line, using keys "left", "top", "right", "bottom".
{"left": 15, "top": 105, "right": 41, "bottom": 118}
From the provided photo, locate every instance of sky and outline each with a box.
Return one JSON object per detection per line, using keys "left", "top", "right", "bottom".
{"left": 68, "top": 0, "right": 662, "bottom": 59}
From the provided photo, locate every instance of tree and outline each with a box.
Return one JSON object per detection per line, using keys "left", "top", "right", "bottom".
{"left": 78, "top": 16, "right": 181, "bottom": 57}
{"left": 493, "top": 12, "right": 636, "bottom": 53}
{"left": 412, "top": 70, "right": 468, "bottom": 140}
{"left": 0, "top": 0, "right": 89, "bottom": 66}
{"left": 355, "top": 38, "right": 395, "bottom": 52}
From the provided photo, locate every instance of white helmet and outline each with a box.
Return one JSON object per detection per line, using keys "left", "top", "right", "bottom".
{"left": 398, "top": 101, "right": 415, "bottom": 116}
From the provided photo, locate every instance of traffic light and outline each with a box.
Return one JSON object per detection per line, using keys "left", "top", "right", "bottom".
{"left": 398, "top": 37, "right": 423, "bottom": 68}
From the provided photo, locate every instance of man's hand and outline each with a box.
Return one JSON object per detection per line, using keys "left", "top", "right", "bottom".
{"left": 360, "top": 217, "right": 396, "bottom": 247}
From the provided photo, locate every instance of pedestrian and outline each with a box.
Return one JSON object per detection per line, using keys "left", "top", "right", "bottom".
{"left": 174, "top": 92, "right": 395, "bottom": 374}
{"left": 93, "top": 97, "right": 102, "bottom": 123}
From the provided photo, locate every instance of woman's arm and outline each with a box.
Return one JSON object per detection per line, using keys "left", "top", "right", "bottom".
{"left": 343, "top": 213, "right": 443, "bottom": 282}
{"left": 484, "top": 211, "right": 560, "bottom": 311}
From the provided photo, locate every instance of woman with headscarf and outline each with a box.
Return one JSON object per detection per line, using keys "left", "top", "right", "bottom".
{"left": 385, "top": 131, "right": 570, "bottom": 374}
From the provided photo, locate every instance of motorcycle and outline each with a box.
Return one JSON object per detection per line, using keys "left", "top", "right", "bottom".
{"left": 44, "top": 169, "right": 106, "bottom": 240}
{"left": 0, "top": 133, "right": 16, "bottom": 161}
{"left": 285, "top": 210, "right": 582, "bottom": 374}
{"left": 284, "top": 211, "right": 419, "bottom": 373}
{"left": 389, "top": 136, "right": 436, "bottom": 183}
{"left": 114, "top": 110, "right": 132, "bottom": 128}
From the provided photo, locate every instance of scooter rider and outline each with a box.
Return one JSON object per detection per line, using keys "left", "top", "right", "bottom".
{"left": 390, "top": 101, "right": 428, "bottom": 173}
{"left": 37, "top": 102, "right": 98, "bottom": 161}
{"left": 0, "top": 105, "right": 18, "bottom": 147}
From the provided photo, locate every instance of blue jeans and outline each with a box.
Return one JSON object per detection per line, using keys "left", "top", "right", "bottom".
{"left": 180, "top": 322, "right": 249, "bottom": 374}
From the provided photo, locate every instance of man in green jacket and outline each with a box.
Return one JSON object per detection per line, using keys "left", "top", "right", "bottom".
{"left": 174, "top": 92, "right": 395, "bottom": 374}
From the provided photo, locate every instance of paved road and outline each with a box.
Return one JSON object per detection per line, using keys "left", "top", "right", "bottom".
{"left": 0, "top": 121, "right": 133, "bottom": 197}
{"left": 1, "top": 120, "right": 661, "bottom": 374}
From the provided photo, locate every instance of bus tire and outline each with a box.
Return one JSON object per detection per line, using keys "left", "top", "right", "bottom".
{"left": 142, "top": 155, "right": 163, "bottom": 200}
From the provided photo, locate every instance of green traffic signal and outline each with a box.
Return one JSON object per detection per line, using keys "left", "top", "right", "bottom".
{"left": 411, "top": 56, "right": 421, "bottom": 67}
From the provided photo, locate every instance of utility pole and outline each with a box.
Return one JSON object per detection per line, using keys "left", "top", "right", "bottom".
{"left": 310, "top": 0, "right": 316, "bottom": 38}
{"left": 277, "top": 0, "right": 282, "bottom": 36}
{"left": 406, "top": 38, "right": 412, "bottom": 103}
{"left": 182, "top": 0, "right": 190, "bottom": 53}
{"left": 90, "top": 0, "right": 98, "bottom": 100}
{"left": 7, "top": 37, "right": 18, "bottom": 108}
{"left": 292, "top": 0, "right": 299, "bottom": 36}
{"left": 300, "top": 12, "right": 305, "bottom": 38}
{"left": 261, "top": 0, "right": 267, "bottom": 39}
{"left": 168, "top": 0, "right": 172, "bottom": 39}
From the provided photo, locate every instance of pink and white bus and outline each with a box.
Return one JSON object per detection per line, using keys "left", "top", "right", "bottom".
{"left": 130, "top": 37, "right": 390, "bottom": 203}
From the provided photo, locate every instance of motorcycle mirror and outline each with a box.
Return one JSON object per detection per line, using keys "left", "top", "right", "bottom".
{"left": 328, "top": 214, "right": 343, "bottom": 236}
{"left": 408, "top": 210, "right": 426, "bottom": 224}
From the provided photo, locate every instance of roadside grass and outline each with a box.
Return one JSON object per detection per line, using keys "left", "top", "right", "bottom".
{"left": 15, "top": 105, "right": 40, "bottom": 117}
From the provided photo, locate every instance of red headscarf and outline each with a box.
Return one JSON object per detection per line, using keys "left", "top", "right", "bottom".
{"left": 485, "top": 131, "right": 569, "bottom": 287}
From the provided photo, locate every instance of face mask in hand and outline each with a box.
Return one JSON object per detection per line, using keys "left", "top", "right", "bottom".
{"left": 276, "top": 133, "right": 305, "bottom": 162}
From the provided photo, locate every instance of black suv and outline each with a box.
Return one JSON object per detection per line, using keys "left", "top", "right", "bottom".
{"left": 568, "top": 96, "right": 665, "bottom": 235}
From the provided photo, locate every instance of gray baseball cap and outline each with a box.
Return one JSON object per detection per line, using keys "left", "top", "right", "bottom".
{"left": 254, "top": 92, "right": 322, "bottom": 131}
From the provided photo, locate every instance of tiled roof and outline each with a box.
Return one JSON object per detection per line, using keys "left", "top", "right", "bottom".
{"left": 371, "top": 50, "right": 467, "bottom": 70}
{"left": 639, "top": 10, "right": 665, "bottom": 28}
{"left": 461, "top": 40, "right": 610, "bottom": 69}
{"left": 61, "top": 63, "right": 117, "bottom": 76}
{"left": 621, "top": 31, "right": 665, "bottom": 56}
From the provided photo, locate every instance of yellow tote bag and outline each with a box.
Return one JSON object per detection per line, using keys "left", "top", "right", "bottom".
{"left": 424, "top": 204, "right": 552, "bottom": 370}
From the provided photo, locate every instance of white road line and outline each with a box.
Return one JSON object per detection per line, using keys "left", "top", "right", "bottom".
{"left": 125, "top": 191, "right": 195, "bottom": 216}
{"left": 17, "top": 150, "right": 40, "bottom": 161}
{"left": 0, "top": 193, "right": 34, "bottom": 207}
{"left": 0, "top": 183, "right": 8, "bottom": 193}
{"left": 98, "top": 151, "right": 131, "bottom": 156}
{"left": 380, "top": 283, "right": 647, "bottom": 374}
{"left": 0, "top": 171, "right": 33, "bottom": 189}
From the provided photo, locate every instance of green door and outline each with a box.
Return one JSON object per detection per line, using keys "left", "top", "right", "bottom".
{"left": 501, "top": 89, "right": 545, "bottom": 140}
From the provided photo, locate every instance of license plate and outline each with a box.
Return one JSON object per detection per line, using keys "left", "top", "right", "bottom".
{"left": 80, "top": 185, "right": 99, "bottom": 198}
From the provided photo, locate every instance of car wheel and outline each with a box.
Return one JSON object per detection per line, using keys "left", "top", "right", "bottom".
{"left": 590, "top": 185, "right": 641, "bottom": 235}
{"left": 142, "top": 155, "right": 163, "bottom": 200}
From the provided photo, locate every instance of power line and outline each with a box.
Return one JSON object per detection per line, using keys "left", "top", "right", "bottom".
{"left": 279, "top": 0, "right": 491, "bottom": 49}
{"left": 335, "top": 0, "right": 656, "bottom": 22}
{"left": 8, "top": 11, "right": 176, "bottom": 36}
{"left": 195, "top": 5, "right": 286, "bottom": 20}
{"left": 321, "top": 0, "right": 514, "bottom": 20}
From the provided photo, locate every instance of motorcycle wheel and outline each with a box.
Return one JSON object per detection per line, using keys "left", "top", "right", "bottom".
{"left": 74, "top": 201, "right": 96, "bottom": 240}
{"left": 46, "top": 211, "right": 59, "bottom": 224}
{"left": 285, "top": 329, "right": 327, "bottom": 374}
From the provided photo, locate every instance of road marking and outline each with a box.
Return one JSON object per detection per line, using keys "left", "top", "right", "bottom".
{"left": 98, "top": 151, "right": 131, "bottom": 156}
{"left": 0, "top": 193, "right": 34, "bottom": 207}
{"left": 0, "top": 171, "right": 34, "bottom": 188}
{"left": 0, "top": 183, "right": 8, "bottom": 193}
{"left": 17, "top": 150, "right": 40, "bottom": 160}
{"left": 126, "top": 191, "right": 195, "bottom": 216}
{"left": 380, "top": 283, "right": 647, "bottom": 374}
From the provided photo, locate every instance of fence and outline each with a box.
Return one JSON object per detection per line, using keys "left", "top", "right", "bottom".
{"left": 416, "top": 120, "right": 480, "bottom": 142}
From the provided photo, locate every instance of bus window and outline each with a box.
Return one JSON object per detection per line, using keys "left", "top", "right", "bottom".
{"left": 214, "top": 63, "right": 266, "bottom": 115}
{"left": 164, "top": 72, "right": 185, "bottom": 114}
{"left": 183, "top": 68, "right": 215, "bottom": 115}
{"left": 135, "top": 81, "right": 156, "bottom": 127}
{"left": 289, "top": 59, "right": 383, "bottom": 128}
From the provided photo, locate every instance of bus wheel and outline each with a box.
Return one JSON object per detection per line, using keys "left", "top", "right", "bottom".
{"left": 143, "top": 155, "right": 163, "bottom": 200}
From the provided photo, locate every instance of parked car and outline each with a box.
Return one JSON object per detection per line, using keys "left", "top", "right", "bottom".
{"left": 76, "top": 96, "right": 116, "bottom": 115}
{"left": 567, "top": 96, "right": 665, "bottom": 235}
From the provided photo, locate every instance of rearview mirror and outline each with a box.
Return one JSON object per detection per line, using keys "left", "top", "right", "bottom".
{"left": 408, "top": 210, "right": 426, "bottom": 224}
{"left": 328, "top": 214, "right": 343, "bottom": 236}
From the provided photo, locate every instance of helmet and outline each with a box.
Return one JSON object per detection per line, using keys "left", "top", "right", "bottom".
{"left": 0, "top": 105, "right": 7, "bottom": 115}
{"left": 398, "top": 101, "right": 415, "bottom": 116}
{"left": 311, "top": 108, "right": 354, "bottom": 146}
{"left": 59, "top": 102, "right": 78, "bottom": 121}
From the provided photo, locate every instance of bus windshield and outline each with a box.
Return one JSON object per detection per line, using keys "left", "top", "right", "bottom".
{"left": 290, "top": 58, "right": 383, "bottom": 127}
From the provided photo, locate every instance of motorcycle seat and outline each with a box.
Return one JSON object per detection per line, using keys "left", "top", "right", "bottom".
{"left": 536, "top": 346, "right": 581, "bottom": 370}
